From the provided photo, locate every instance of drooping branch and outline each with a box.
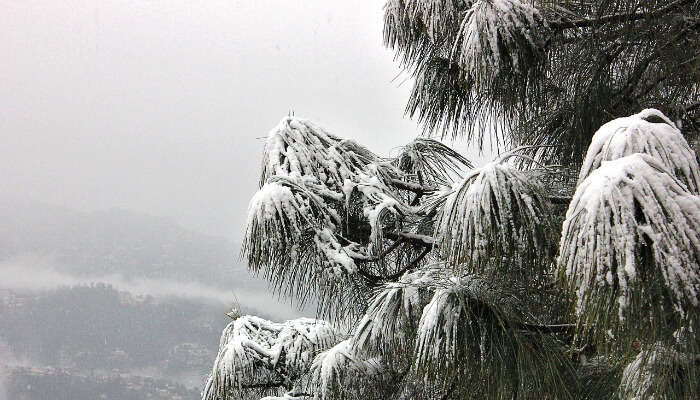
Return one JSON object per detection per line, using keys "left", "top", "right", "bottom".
{"left": 436, "top": 161, "right": 556, "bottom": 276}
{"left": 413, "top": 274, "right": 575, "bottom": 398}
{"left": 240, "top": 381, "right": 286, "bottom": 390}
{"left": 382, "top": 231, "right": 435, "bottom": 247}
{"left": 549, "top": 0, "right": 694, "bottom": 30}
{"left": 560, "top": 152, "right": 700, "bottom": 348}
{"left": 310, "top": 339, "right": 387, "bottom": 400}
{"left": 202, "top": 316, "right": 339, "bottom": 400}
{"left": 385, "top": 247, "right": 432, "bottom": 281}
{"left": 356, "top": 243, "right": 434, "bottom": 287}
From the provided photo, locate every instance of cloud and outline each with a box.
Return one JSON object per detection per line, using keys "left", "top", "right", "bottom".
{"left": 0, "top": 255, "right": 302, "bottom": 320}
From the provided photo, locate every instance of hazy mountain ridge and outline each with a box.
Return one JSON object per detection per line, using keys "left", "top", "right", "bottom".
{"left": 0, "top": 199, "right": 295, "bottom": 400}
{"left": 0, "top": 285, "right": 228, "bottom": 372}
{"left": 0, "top": 283, "right": 271, "bottom": 400}
{"left": 5, "top": 364, "right": 201, "bottom": 400}
{"left": 0, "top": 198, "right": 250, "bottom": 287}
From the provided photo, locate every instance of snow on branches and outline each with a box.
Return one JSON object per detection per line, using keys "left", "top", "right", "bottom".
{"left": 202, "top": 315, "right": 338, "bottom": 400}
{"left": 350, "top": 265, "right": 573, "bottom": 398}
{"left": 560, "top": 153, "right": 700, "bottom": 343}
{"left": 435, "top": 159, "right": 554, "bottom": 276}
{"left": 384, "top": 0, "right": 465, "bottom": 45}
{"left": 560, "top": 110, "right": 700, "bottom": 350}
{"left": 309, "top": 339, "right": 385, "bottom": 399}
{"left": 413, "top": 274, "right": 496, "bottom": 379}
{"left": 244, "top": 117, "right": 411, "bottom": 301}
{"left": 384, "top": 0, "right": 547, "bottom": 80}
{"left": 579, "top": 109, "right": 700, "bottom": 193}
{"left": 220, "top": 108, "right": 699, "bottom": 399}
{"left": 452, "top": 0, "right": 547, "bottom": 80}
{"left": 243, "top": 116, "right": 479, "bottom": 318}
{"left": 260, "top": 118, "right": 389, "bottom": 194}
{"left": 618, "top": 344, "right": 699, "bottom": 400}
{"left": 394, "top": 137, "right": 473, "bottom": 186}
{"left": 410, "top": 273, "right": 571, "bottom": 397}
{"left": 353, "top": 267, "right": 447, "bottom": 358}
{"left": 245, "top": 177, "right": 353, "bottom": 275}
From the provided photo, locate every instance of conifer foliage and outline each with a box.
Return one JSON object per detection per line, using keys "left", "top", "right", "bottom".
{"left": 204, "top": 1, "right": 699, "bottom": 399}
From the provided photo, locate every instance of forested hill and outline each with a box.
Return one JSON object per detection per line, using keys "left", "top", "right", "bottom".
{"left": 0, "top": 284, "right": 243, "bottom": 398}
{"left": 0, "top": 198, "right": 247, "bottom": 286}
{"left": 0, "top": 199, "right": 296, "bottom": 400}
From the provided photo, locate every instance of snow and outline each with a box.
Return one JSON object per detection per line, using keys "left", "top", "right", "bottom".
{"left": 247, "top": 181, "right": 305, "bottom": 232}
{"left": 353, "top": 267, "right": 447, "bottom": 355}
{"left": 310, "top": 339, "right": 384, "bottom": 399}
{"left": 413, "top": 274, "right": 493, "bottom": 376}
{"left": 560, "top": 154, "right": 700, "bottom": 319}
{"left": 436, "top": 161, "right": 551, "bottom": 272}
{"left": 579, "top": 109, "right": 700, "bottom": 193}
{"left": 452, "top": 0, "right": 544, "bottom": 76}
{"left": 245, "top": 116, "right": 416, "bottom": 279}
{"left": 618, "top": 345, "right": 689, "bottom": 400}
{"left": 202, "top": 315, "right": 338, "bottom": 399}
{"left": 314, "top": 228, "right": 357, "bottom": 276}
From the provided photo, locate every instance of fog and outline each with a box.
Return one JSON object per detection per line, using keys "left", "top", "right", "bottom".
{"left": 0, "top": 2, "right": 488, "bottom": 398}
{"left": 0, "top": 0, "right": 488, "bottom": 241}
{"left": 0, "top": 255, "right": 299, "bottom": 320}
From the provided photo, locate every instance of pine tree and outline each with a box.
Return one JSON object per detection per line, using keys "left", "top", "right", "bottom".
{"left": 202, "top": 1, "right": 700, "bottom": 399}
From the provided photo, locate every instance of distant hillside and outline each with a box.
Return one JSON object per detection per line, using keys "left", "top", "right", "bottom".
{"left": 0, "top": 199, "right": 303, "bottom": 399}
{"left": 5, "top": 365, "right": 201, "bottom": 400}
{"left": 0, "top": 284, "right": 277, "bottom": 399}
{"left": 0, "top": 198, "right": 252, "bottom": 288}
{"left": 0, "top": 285, "right": 237, "bottom": 373}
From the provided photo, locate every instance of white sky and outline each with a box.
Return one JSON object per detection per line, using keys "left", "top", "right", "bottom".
{"left": 1, "top": 0, "right": 486, "bottom": 240}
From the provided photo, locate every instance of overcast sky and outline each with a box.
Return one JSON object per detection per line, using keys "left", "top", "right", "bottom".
{"left": 1, "top": 0, "right": 485, "bottom": 241}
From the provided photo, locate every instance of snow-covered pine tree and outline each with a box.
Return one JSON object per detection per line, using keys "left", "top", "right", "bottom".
{"left": 203, "top": 1, "right": 700, "bottom": 399}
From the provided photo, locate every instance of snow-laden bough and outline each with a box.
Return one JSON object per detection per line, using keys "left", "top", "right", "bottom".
{"left": 309, "top": 339, "right": 386, "bottom": 400}
{"left": 618, "top": 344, "right": 699, "bottom": 400}
{"left": 579, "top": 109, "right": 700, "bottom": 193}
{"left": 451, "top": 0, "right": 547, "bottom": 81}
{"left": 353, "top": 266, "right": 447, "bottom": 358}
{"left": 412, "top": 274, "right": 572, "bottom": 397}
{"left": 244, "top": 117, "right": 423, "bottom": 315}
{"left": 202, "top": 315, "right": 338, "bottom": 400}
{"left": 560, "top": 154, "right": 700, "bottom": 345}
{"left": 435, "top": 160, "right": 555, "bottom": 276}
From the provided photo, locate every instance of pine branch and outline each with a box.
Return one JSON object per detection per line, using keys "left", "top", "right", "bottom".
{"left": 389, "top": 178, "right": 437, "bottom": 193}
{"left": 240, "top": 381, "right": 286, "bottom": 390}
{"left": 549, "top": 0, "right": 694, "bottom": 30}
{"left": 611, "top": 20, "right": 699, "bottom": 112}
{"left": 391, "top": 178, "right": 572, "bottom": 205}
{"left": 357, "top": 245, "right": 433, "bottom": 286}
{"left": 440, "top": 378, "right": 458, "bottom": 400}
{"left": 384, "top": 247, "right": 432, "bottom": 281}
{"left": 388, "top": 231, "right": 435, "bottom": 247}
